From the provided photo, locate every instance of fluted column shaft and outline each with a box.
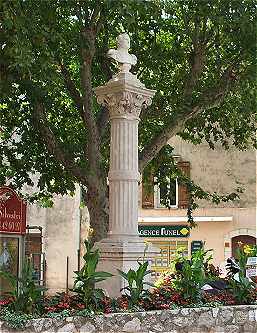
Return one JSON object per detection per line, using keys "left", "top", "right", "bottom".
{"left": 108, "top": 117, "right": 140, "bottom": 238}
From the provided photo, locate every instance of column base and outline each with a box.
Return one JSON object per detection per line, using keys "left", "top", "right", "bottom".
{"left": 95, "top": 236, "right": 159, "bottom": 297}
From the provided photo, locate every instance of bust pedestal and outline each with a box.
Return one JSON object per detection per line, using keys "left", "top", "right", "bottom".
{"left": 94, "top": 34, "right": 157, "bottom": 297}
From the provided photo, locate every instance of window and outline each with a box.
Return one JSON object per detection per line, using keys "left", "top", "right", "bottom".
{"left": 154, "top": 177, "right": 178, "bottom": 208}
{"left": 142, "top": 160, "right": 190, "bottom": 209}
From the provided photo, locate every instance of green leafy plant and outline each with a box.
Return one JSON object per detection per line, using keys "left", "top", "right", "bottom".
{"left": 73, "top": 238, "right": 113, "bottom": 310}
{"left": 75, "top": 308, "right": 94, "bottom": 317}
{"left": 0, "top": 258, "right": 46, "bottom": 314}
{"left": 0, "top": 308, "right": 34, "bottom": 330}
{"left": 204, "top": 263, "right": 221, "bottom": 279}
{"left": 229, "top": 278, "right": 255, "bottom": 305}
{"left": 173, "top": 248, "right": 213, "bottom": 302}
{"left": 118, "top": 261, "right": 153, "bottom": 307}
{"left": 229, "top": 246, "right": 256, "bottom": 304}
{"left": 45, "top": 309, "right": 71, "bottom": 320}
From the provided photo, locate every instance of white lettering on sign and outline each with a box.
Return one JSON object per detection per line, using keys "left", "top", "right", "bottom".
{"left": 139, "top": 229, "right": 160, "bottom": 237}
{"left": 0, "top": 220, "right": 21, "bottom": 231}
{"left": 138, "top": 225, "right": 189, "bottom": 238}
{"left": 161, "top": 228, "right": 180, "bottom": 236}
{"left": 0, "top": 207, "right": 21, "bottom": 220}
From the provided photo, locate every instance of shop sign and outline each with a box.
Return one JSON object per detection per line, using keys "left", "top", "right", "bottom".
{"left": 246, "top": 257, "right": 257, "bottom": 278}
{"left": 0, "top": 187, "right": 27, "bottom": 234}
{"left": 191, "top": 240, "right": 203, "bottom": 254}
{"left": 138, "top": 225, "right": 190, "bottom": 238}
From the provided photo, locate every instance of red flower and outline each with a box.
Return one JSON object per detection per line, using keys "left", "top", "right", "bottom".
{"left": 57, "top": 302, "right": 70, "bottom": 309}
{"left": 104, "top": 307, "right": 112, "bottom": 314}
{"left": 45, "top": 306, "right": 57, "bottom": 312}
{"left": 171, "top": 293, "right": 181, "bottom": 303}
{"left": 159, "top": 304, "right": 170, "bottom": 310}
{"left": 118, "top": 296, "right": 129, "bottom": 309}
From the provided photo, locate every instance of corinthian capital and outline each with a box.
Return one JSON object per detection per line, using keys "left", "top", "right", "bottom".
{"left": 96, "top": 90, "right": 153, "bottom": 120}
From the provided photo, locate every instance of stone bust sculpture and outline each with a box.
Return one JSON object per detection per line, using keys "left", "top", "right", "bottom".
{"left": 107, "top": 33, "right": 137, "bottom": 73}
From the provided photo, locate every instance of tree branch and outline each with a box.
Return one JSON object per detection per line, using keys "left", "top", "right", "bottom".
{"left": 89, "top": 3, "right": 101, "bottom": 26}
{"left": 184, "top": 38, "right": 206, "bottom": 98}
{"left": 60, "top": 63, "right": 83, "bottom": 110}
{"left": 138, "top": 68, "right": 238, "bottom": 172}
{"left": 59, "top": 63, "right": 92, "bottom": 157}
{"left": 80, "top": 28, "right": 102, "bottom": 173}
{"left": 32, "top": 103, "right": 89, "bottom": 186}
{"left": 94, "top": 17, "right": 113, "bottom": 137}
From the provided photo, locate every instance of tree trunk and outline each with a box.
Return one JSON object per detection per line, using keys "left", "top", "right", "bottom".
{"left": 83, "top": 183, "right": 109, "bottom": 242}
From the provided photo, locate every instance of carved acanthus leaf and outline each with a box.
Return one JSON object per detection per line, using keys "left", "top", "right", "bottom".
{"left": 96, "top": 91, "right": 153, "bottom": 119}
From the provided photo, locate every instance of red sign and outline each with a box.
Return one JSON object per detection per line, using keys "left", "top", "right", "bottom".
{"left": 0, "top": 187, "right": 27, "bottom": 234}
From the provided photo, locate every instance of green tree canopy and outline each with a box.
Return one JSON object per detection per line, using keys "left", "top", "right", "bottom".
{"left": 0, "top": 0, "right": 256, "bottom": 240}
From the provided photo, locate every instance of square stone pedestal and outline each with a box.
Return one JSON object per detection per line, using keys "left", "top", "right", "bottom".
{"left": 96, "top": 237, "right": 159, "bottom": 297}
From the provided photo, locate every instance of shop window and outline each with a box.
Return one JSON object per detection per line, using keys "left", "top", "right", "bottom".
{"left": 142, "top": 161, "right": 190, "bottom": 209}
{"left": 151, "top": 240, "right": 189, "bottom": 277}
{"left": 0, "top": 237, "right": 19, "bottom": 297}
{"left": 25, "top": 234, "right": 42, "bottom": 256}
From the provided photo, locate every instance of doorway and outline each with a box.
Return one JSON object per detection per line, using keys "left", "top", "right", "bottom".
{"left": 232, "top": 235, "right": 256, "bottom": 258}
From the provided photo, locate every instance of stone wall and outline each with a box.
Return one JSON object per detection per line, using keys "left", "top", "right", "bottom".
{"left": 1, "top": 305, "right": 256, "bottom": 333}
{"left": 168, "top": 136, "right": 256, "bottom": 208}
{"left": 26, "top": 186, "right": 82, "bottom": 294}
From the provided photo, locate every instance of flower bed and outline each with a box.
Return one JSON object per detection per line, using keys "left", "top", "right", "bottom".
{"left": 0, "top": 242, "right": 256, "bottom": 331}
{"left": 0, "top": 305, "right": 256, "bottom": 333}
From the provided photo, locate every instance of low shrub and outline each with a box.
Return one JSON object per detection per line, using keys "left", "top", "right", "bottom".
{"left": 118, "top": 260, "right": 153, "bottom": 308}
{"left": 45, "top": 309, "right": 71, "bottom": 319}
{"left": 43, "top": 292, "right": 84, "bottom": 313}
{"left": 172, "top": 248, "right": 213, "bottom": 303}
{"left": 202, "top": 290, "right": 236, "bottom": 306}
{"left": 228, "top": 245, "right": 256, "bottom": 304}
{"left": 0, "top": 258, "right": 46, "bottom": 314}
{"left": 0, "top": 308, "right": 34, "bottom": 330}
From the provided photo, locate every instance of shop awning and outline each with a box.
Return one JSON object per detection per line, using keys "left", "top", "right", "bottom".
{"left": 138, "top": 216, "right": 233, "bottom": 223}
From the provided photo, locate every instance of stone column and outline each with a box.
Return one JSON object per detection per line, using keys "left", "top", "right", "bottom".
{"left": 94, "top": 33, "right": 156, "bottom": 296}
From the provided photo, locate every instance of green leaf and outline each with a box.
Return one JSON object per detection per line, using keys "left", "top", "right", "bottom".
{"left": 117, "top": 269, "right": 129, "bottom": 281}
{"left": 93, "top": 271, "right": 113, "bottom": 278}
{"left": 93, "top": 288, "right": 105, "bottom": 299}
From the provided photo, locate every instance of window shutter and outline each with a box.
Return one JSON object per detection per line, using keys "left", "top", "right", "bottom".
{"left": 142, "top": 172, "right": 154, "bottom": 209}
{"left": 178, "top": 161, "right": 190, "bottom": 209}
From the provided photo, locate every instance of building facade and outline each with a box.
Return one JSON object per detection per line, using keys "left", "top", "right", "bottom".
{"left": 139, "top": 136, "right": 256, "bottom": 274}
